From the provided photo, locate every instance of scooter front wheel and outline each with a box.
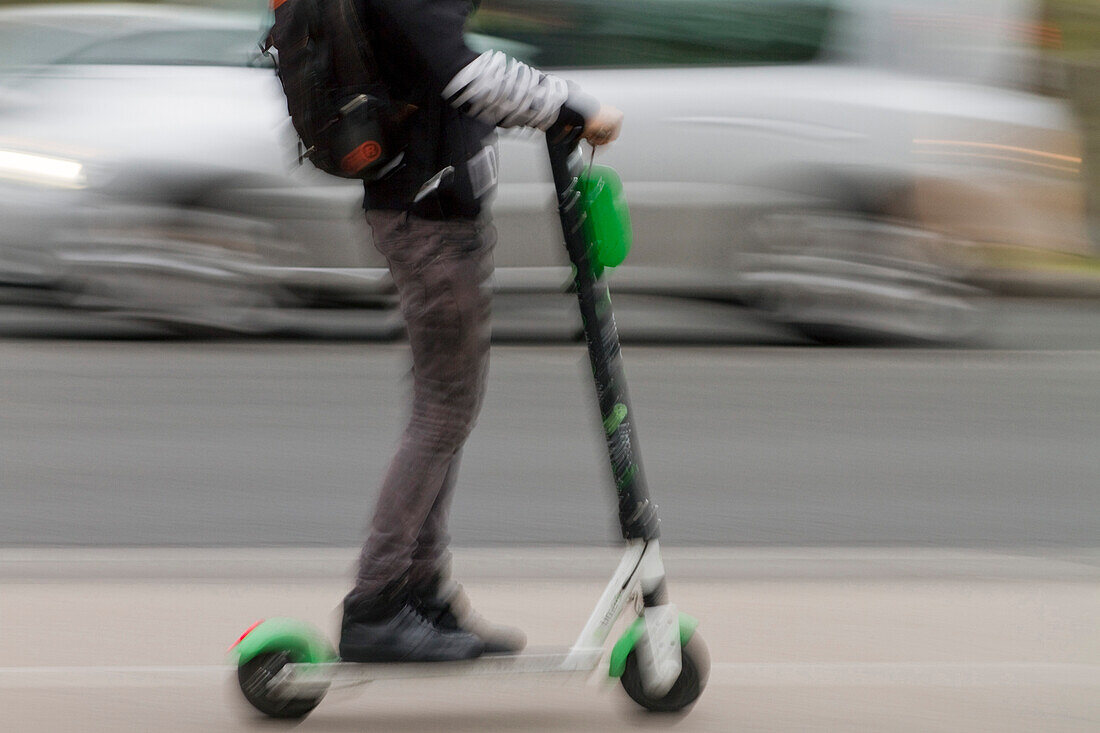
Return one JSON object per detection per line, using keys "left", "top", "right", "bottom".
{"left": 238, "top": 651, "right": 326, "bottom": 720}
{"left": 620, "top": 633, "right": 710, "bottom": 713}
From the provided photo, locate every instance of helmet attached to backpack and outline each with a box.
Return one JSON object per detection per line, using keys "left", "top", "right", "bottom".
{"left": 265, "top": 0, "right": 411, "bottom": 180}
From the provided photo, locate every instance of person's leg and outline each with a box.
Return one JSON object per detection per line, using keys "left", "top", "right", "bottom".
{"left": 340, "top": 211, "right": 494, "bottom": 663}
{"left": 354, "top": 210, "right": 494, "bottom": 596}
{"left": 404, "top": 338, "right": 525, "bottom": 654}
{"left": 408, "top": 452, "right": 462, "bottom": 590}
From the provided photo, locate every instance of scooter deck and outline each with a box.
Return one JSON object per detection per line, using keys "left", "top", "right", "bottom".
{"left": 269, "top": 648, "right": 604, "bottom": 697}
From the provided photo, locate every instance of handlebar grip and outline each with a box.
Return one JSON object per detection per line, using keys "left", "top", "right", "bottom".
{"left": 546, "top": 126, "right": 585, "bottom": 196}
{"left": 546, "top": 118, "right": 584, "bottom": 151}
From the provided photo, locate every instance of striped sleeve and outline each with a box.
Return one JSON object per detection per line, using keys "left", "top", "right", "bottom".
{"left": 442, "top": 51, "right": 598, "bottom": 131}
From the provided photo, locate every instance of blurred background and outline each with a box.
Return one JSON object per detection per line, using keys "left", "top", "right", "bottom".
{"left": 0, "top": 0, "right": 1096, "bottom": 338}
{"left": 0, "top": 1, "right": 1097, "bottom": 731}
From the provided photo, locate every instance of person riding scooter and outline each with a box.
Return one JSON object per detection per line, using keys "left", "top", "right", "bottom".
{"left": 340, "top": 0, "right": 624, "bottom": 663}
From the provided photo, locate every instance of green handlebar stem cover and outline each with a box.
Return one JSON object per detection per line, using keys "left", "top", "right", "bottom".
{"left": 577, "top": 165, "right": 632, "bottom": 272}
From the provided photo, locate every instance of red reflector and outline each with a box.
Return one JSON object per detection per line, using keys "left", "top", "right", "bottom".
{"left": 341, "top": 140, "right": 382, "bottom": 173}
{"left": 229, "top": 619, "right": 265, "bottom": 652}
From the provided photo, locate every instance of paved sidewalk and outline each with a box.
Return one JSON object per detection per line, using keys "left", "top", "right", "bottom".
{"left": 1, "top": 548, "right": 1097, "bottom": 732}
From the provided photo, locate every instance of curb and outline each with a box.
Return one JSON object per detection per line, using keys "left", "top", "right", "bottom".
{"left": 1, "top": 546, "right": 1098, "bottom": 582}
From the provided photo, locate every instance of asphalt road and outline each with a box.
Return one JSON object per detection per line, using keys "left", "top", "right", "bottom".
{"left": 0, "top": 297, "right": 1097, "bottom": 547}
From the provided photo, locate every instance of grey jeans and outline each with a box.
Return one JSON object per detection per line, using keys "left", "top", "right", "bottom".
{"left": 355, "top": 210, "right": 496, "bottom": 595}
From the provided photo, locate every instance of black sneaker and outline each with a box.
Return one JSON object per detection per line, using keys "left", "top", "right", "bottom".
{"left": 413, "top": 574, "right": 527, "bottom": 655}
{"left": 339, "top": 580, "right": 484, "bottom": 663}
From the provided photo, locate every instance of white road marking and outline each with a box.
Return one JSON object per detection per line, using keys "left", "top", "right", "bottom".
{"left": 708, "top": 662, "right": 1100, "bottom": 687}
{"left": 0, "top": 665, "right": 229, "bottom": 689}
{"left": 0, "top": 662, "right": 1096, "bottom": 689}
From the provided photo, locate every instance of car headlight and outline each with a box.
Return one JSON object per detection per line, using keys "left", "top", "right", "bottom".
{"left": 0, "top": 149, "right": 86, "bottom": 189}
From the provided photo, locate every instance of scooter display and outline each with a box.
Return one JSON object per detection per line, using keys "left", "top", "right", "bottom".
{"left": 230, "top": 130, "right": 710, "bottom": 720}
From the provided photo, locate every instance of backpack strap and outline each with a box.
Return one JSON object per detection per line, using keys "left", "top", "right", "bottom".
{"left": 327, "top": 0, "right": 384, "bottom": 94}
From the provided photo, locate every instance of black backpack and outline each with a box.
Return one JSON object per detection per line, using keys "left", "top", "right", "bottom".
{"left": 265, "top": 0, "right": 411, "bottom": 180}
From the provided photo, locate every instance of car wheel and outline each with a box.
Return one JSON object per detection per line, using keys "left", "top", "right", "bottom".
{"left": 60, "top": 202, "right": 291, "bottom": 334}
{"left": 739, "top": 209, "right": 986, "bottom": 344}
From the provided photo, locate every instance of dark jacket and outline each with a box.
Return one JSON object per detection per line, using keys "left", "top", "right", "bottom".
{"left": 355, "top": 0, "right": 486, "bottom": 218}
{"left": 356, "top": 0, "right": 593, "bottom": 219}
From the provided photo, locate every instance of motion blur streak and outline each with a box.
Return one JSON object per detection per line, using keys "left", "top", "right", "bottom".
{"left": 912, "top": 150, "right": 1080, "bottom": 174}
{"left": 912, "top": 139, "right": 1082, "bottom": 164}
{"left": 0, "top": 149, "right": 85, "bottom": 187}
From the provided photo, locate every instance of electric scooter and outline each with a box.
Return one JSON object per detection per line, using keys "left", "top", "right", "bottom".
{"left": 230, "top": 129, "right": 710, "bottom": 720}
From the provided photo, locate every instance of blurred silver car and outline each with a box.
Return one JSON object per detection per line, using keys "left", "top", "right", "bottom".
{"left": 0, "top": 1, "right": 1088, "bottom": 338}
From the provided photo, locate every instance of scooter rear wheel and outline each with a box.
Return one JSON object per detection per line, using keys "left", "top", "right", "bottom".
{"left": 621, "top": 633, "right": 710, "bottom": 713}
{"left": 238, "top": 651, "right": 326, "bottom": 719}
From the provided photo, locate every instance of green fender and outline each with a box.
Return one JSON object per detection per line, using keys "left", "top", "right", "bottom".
{"left": 608, "top": 612, "right": 699, "bottom": 679}
{"left": 228, "top": 617, "right": 337, "bottom": 666}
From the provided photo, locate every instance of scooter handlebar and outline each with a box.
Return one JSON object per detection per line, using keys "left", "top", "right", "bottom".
{"left": 545, "top": 123, "right": 586, "bottom": 200}
{"left": 546, "top": 117, "right": 585, "bottom": 150}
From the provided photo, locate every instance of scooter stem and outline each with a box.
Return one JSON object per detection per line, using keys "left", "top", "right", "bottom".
{"left": 546, "top": 133, "right": 660, "bottom": 542}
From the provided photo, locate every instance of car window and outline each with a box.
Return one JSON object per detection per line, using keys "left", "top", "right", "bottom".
{"left": 882, "top": 2, "right": 1040, "bottom": 87}
{"left": 0, "top": 22, "right": 97, "bottom": 70}
{"left": 468, "top": 0, "right": 834, "bottom": 69}
{"left": 56, "top": 28, "right": 271, "bottom": 68}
